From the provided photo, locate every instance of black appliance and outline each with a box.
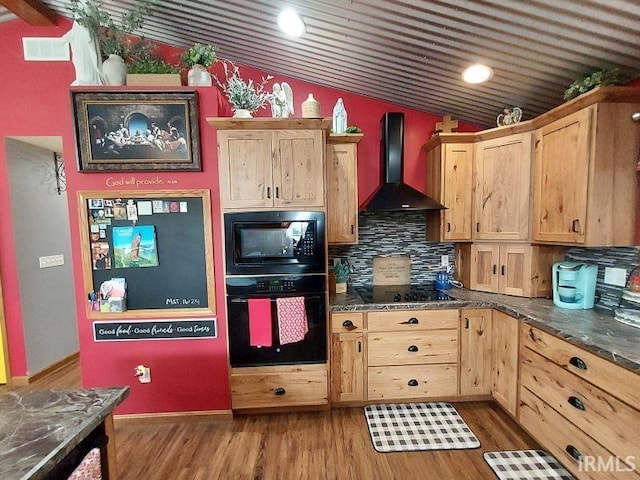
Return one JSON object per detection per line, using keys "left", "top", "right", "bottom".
{"left": 361, "top": 112, "right": 446, "bottom": 211}
{"left": 356, "top": 284, "right": 454, "bottom": 303}
{"left": 224, "top": 210, "right": 325, "bottom": 275}
{"left": 226, "top": 275, "right": 327, "bottom": 367}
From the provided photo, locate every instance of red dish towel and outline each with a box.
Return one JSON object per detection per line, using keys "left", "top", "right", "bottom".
{"left": 276, "top": 296, "right": 309, "bottom": 345}
{"left": 248, "top": 298, "right": 272, "bottom": 347}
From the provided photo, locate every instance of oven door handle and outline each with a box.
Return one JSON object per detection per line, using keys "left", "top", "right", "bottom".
{"left": 229, "top": 295, "right": 325, "bottom": 303}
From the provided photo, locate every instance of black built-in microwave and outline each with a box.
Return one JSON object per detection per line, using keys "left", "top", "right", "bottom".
{"left": 224, "top": 211, "right": 326, "bottom": 275}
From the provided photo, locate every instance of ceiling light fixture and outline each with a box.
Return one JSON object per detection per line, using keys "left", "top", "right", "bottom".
{"left": 462, "top": 64, "right": 494, "bottom": 84}
{"left": 277, "top": 8, "right": 306, "bottom": 37}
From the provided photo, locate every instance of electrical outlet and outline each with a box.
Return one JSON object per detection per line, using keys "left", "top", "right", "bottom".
{"left": 440, "top": 255, "right": 449, "bottom": 267}
{"left": 604, "top": 267, "right": 626, "bottom": 286}
{"left": 134, "top": 365, "right": 151, "bottom": 383}
{"left": 39, "top": 254, "right": 64, "bottom": 268}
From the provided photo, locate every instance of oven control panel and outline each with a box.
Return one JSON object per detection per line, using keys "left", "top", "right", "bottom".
{"left": 256, "top": 279, "right": 297, "bottom": 292}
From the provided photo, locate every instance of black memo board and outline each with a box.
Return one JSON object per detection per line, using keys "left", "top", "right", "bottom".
{"left": 79, "top": 190, "right": 215, "bottom": 317}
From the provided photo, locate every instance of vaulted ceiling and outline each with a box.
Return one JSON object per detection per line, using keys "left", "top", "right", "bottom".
{"left": 2, "top": 0, "right": 640, "bottom": 127}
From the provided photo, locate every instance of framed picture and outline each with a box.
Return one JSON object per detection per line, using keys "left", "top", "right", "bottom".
{"left": 72, "top": 90, "right": 201, "bottom": 172}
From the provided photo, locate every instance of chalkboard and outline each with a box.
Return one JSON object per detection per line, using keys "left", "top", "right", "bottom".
{"left": 78, "top": 190, "right": 215, "bottom": 318}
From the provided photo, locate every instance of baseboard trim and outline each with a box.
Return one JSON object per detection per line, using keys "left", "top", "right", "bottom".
{"left": 11, "top": 351, "right": 79, "bottom": 385}
{"left": 114, "top": 409, "right": 233, "bottom": 426}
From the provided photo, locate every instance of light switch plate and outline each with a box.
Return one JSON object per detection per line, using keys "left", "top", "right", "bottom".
{"left": 39, "top": 254, "right": 64, "bottom": 268}
{"left": 604, "top": 267, "right": 626, "bottom": 286}
{"left": 440, "top": 255, "right": 449, "bottom": 267}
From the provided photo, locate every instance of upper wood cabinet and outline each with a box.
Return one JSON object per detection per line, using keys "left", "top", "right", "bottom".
{"left": 473, "top": 133, "right": 532, "bottom": 241}
{"left": 326, "top": 133, "right": 363, "bottom": 244}
{"left": 532, "top": 101, "right": 640, "bottom": 246}
{"left": 209, "top": 118, "right": 331, "bottom": 210}
{"left": 425, "top": 140, "right": 474, "bottom": 242}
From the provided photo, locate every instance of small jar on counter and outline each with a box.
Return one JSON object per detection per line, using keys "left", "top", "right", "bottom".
{"left": 630, "top": 274, "right": 640, "bottom": 293}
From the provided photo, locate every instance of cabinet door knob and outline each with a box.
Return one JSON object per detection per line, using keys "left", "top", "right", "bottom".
{"left": 407, "top": 345, "right": 419, "bottom": 352}
{"left": 351, "top": 224, "right": 355, "bottom": 234}
{"left": 568, "top": 396, "right": 586, "bottom": 411}
{"left": 565, "top": 445, "right": 582, "bottom": 462}
{"left": 493, "top": 264, "right": 497, "bottom": 275}
{"left": 358, "top": 341, "right": 362, "bottom": 353}
{"left": 407, "top": 379, "right": 419, "bottom": 387}
{"left": 342, "top": 320, "right": 356, "bottom": 331}
{"left": 569, "top": 356, "right": 588, "bottom": 370}
{"left": 501, "top": 265, "right": 506, "bottom": 276}
{"left": 572, "top": 219, "right": 581, "bottom": 233}
{"left": 266, "top": 187, "right": 271, "bottom": 199}
{"left": 465, "top": 318, "right": 469, "bottom": 329}
{"left": 447, "top": 222, "right": 451, "bottom": 232}
{"left": 275, "top": 186, "right": 280, "bottom": 198}
{"left": 476, "top": 222, "right": 480, "bottom": 233}
{"left": 273, "top": 387, "right": 286, "bottom": 396}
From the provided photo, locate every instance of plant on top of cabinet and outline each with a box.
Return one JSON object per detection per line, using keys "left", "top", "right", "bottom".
{"left": 214, "top": 61, "right": 273, "bottom": 117}
{"left": 563, "top": 68, "right": 619, "bottom": 101}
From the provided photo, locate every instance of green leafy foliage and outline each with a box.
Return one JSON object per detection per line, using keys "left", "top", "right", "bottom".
{"left": 564, "top": 68, "right": 620, "bottom": 100}
{"left": 181, "top": 43, "right": 217, "bottom": 68}
{"left": 344, "top": 125, "right": 362, "bottom": 133}
{"left": 126, "top": 39, "right": 180, "bottom": 74}
{"left": 213, "top": 61, "right": 273, "bottom": 112}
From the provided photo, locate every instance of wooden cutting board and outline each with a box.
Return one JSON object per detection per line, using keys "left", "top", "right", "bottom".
{"left": 373, "top": 256, "right": 411, "bottom": 285}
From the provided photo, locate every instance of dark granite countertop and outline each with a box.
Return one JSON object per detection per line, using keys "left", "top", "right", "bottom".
{"left": 330, "top": 287, "right": 640, "bottom": 374}
{"left": 0, "top": 387, "right": 129, "bottom": 480}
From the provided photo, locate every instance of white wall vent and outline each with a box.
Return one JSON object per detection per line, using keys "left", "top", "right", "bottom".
{"left": 22, "top": 37, "right": 70, "bottom": 61}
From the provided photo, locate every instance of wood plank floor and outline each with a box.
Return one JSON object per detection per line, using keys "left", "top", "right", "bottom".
{"left": 3, "top": 357, "right": 540, "bottom": 479}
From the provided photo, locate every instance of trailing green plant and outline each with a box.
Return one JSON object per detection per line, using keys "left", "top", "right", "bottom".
{"left": 214, "top": 61, "right": 273, "bottom": 112}
{"left": 69, "top": 0, "right": 153, "bottom": 60}
{"left": 126, "top": 39, "right": 180, "bottom": 74}
{"left": 181, "top": 42, "right": 217, "bottom": 68}
{"left": 563, "top": 68, "right": 620, "bottom": 100}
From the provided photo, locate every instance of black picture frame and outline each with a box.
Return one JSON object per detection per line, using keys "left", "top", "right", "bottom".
{"left": 72, "top": 90, "right": 201, "bottom": 172}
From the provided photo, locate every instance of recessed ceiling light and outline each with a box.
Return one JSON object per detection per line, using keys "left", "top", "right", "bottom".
{"left": 277, "top": 9, "right": 306, "bottom": 37}
{"left": 462, "top": 64, "right": 494, "bottom": 84}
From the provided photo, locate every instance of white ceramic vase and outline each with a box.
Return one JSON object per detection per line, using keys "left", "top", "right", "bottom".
{"left": 102, "top": 54, "right": 127, "bottom": 86}
{"left": 187, "top": 64, "right": 212, "bottom": 87}
{"left": 233, "top": 109, "right": 253, "bottom": 118}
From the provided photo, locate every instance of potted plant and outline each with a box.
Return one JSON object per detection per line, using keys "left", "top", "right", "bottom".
{"left": 126, "top": 39, "right": 182, "bottom": 86}
{"left": 563, "top": 68, "right": 620, "bottom": 100}
{"left": 331, "top": 259, "right": 350, "bottom": 294}
{"left": 181, "top": 42, "right": 217, "bottom": 86}
{"left": 69, "top": 0, "right": 152, "bottom": 85}
{"left": 213, "top": 61, "right": 273, "bottom": 117}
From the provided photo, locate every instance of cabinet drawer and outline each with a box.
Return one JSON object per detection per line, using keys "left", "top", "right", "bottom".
{"left": 368, "top": 330, "right": 459, "bottom": 366}
{"left": 368, "top": 364, "right": 458, "bottom": 400}
{"left": 520, "top": 388, "right": 639, "bottom": 480}
{"left": 331, "top": 312, "right": 365, "bottom": 333}
{"left": 521, "top": 347, "right": 640, "bottom": 463}
{"left": 521, "top": 324, "right": 640, "bottom": 408}
{"left": 367, "top": 309, "right": 459, "bottom": 332}
{"left": 230, "top": 365, "right": 328, "bottom": 409}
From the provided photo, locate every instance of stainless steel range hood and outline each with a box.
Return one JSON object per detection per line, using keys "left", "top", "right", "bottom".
{"left": 362, "top": 112, "right": 446, "bottom": 211}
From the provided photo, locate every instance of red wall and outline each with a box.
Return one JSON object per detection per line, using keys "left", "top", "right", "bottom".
{"left": 0, "top": 16, "right": 481, "bottom": 414}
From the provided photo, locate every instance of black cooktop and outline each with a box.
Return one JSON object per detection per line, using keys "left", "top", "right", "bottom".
{"left": 355, "top": 285, "right": 454, "bottom": 303}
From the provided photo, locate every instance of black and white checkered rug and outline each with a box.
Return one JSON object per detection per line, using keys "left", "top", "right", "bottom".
{"left": 364, "top": 402, "right": 480, "bottom": 453}
{"left": 484, "top": 450, "right": 574, "bottom": 480}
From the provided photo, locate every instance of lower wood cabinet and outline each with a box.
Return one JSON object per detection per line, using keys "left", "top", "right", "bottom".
{"left": 230, "top": 364, "right": 328, "bottom": 410}
{"left": 330, "top": 312, "right": 366, "bottom": 403}
{"left": 459, "top": 309, "right": 492, "bottom": 396}
{"left": 491, "top": 310, "right": 519, "bottom": 416}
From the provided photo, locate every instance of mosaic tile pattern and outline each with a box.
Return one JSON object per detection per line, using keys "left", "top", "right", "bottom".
{"left": 328, "top": 211, "right": 455, "bottom": 286}
{"left": 565, "top": 247, "right": 640, "bottom": 310}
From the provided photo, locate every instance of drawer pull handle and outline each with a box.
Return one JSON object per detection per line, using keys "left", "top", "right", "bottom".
{"left": 572, "top": 219, "right": 581, "bottom": 233}
{"left": 342, "top": 320, "right": 356, "bottom": 331}
{"left": 273, "top": 387, "right": 286, "bottom": 396}
{"left": 407, "top": 379, "right": 419, "bottom": 387}
{"left": 565, "top": 444, "right": 582, "bottom": 462}
{"left": 569, "top": 356, "right": 588, "bottom": 370}
{"left": 408, "top": 345, "right": 419, "bottom": 352}
{"left": 402, "top": 317, "right": 419, "bottom": 325}
{"left": 266, "top": 187, "right": 271, "bottom": 199}
{"left": 568, "top": 396, "right": 586, "bottom": 411}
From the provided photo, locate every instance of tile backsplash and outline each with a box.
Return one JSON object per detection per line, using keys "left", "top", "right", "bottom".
{"left": 328, "top": 211, "right": 454, "bottom": 287}
{"left": 565, "top": 246, "right": 640, "bottom": 310}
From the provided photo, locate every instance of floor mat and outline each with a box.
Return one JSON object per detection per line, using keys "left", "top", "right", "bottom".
{"left": 484, "top": 450, "right": 574, "bottom": 480}
{"left": 364, "top": 402, "right": 480, "bottom": 453}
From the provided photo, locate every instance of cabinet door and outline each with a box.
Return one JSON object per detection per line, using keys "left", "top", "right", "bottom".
{"left": 273, "top": 130, "right": 325, "bottom": 207}
{"left": 470, "top": 244, "right": 499, "bottom": 292}
{"left": 460, "top": 309, "right": 492, "bottom": 395}
{"left": 326, "top": 142, "right": 357, "bottom": 243}
{"left": 217, "top": 130, "right": 273, "bottom": 209}
{"left": 532, "top": 108, "right": 591, "bottom": 243}
{"left": 331, "top": 332, "right": 365, "bottom": 403}
{"left": 442, "top": 144, "right": 473, "bottom": 241}
{"left": 474, "top": 134, "right": 531, "bottom": 241}
{"left": 492, "top": 310, "right": 519, "bottom": 417}
{"left": 499, "top": 244, "right": 532, "bottom": 296}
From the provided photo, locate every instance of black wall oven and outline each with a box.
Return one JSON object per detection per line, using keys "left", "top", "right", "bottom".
{"left": 226, "top": 275, "right": 327, "bottom": 367}
{"left": 224, "top": 210, "right": 325, "bottom": 275}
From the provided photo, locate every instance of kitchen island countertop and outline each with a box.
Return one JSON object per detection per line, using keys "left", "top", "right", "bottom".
{"left": 330, "top": 287, "right": 640, "bottom": 375}
{"left": 0, "top": 386, "right": 129, "bottom": 480}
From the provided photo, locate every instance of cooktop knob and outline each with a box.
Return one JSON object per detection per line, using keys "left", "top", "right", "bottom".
{"left": 404, "top": 293, "right": 411, "bottom": 301}
{"left": 412, "top": 293, "right": 418, "bottom": 301}
{"left": 393, "top": 294, "right": 401, "bottom": 302}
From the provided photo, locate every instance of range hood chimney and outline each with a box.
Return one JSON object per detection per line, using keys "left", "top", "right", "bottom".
{"left": 362, "top": 112, "right": 446, "bottom": 211}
